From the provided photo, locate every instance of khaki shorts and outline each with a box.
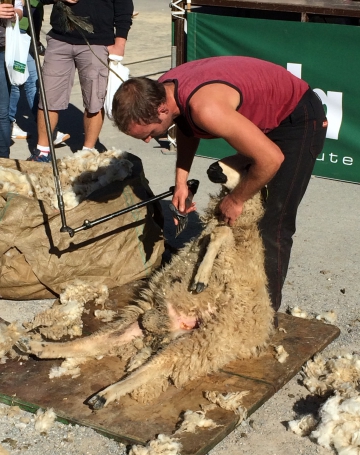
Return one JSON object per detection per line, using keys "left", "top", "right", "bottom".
{"left": 39, "top": 36, "right": 109, "bottom": 113}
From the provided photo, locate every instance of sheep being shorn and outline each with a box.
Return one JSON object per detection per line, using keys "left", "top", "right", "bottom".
{"left": 17, "top": 157, "right": 275, "bottom": 408}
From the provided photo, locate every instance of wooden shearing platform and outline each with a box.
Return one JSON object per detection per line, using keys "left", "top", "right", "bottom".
{"left": 0, "top": 287, "right": 340, "bottom": 455}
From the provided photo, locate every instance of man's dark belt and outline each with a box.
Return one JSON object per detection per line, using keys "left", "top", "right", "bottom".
{"left": 0, "top": 46, "right": 5, "bottom": 52}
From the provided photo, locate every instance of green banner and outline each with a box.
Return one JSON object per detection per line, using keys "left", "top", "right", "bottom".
{"left": 186, "top": 12, "right": 360, "bottom": 183}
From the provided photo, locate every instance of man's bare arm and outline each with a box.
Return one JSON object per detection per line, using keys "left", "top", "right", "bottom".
{"left": 173, "top": 127, "right": 200, "bottom": 213}
{"left": 190, "top": 83, "right": 284, "bottom": 224}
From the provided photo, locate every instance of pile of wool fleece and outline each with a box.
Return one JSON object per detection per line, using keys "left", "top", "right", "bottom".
{"left": 302, "top": 350, "right": 360, "bottom": 397}
{"left": 23, "top": 280, "right": 109, "bottom": 340}
{"left": 129, "top": 434, "right": 182, "bottom": 455}
{"left": 0, "top": 149, "right": 133, "bottom": 210}
{"left": 204, "top": 390, "right": 248, "bottom": 419}
{"left": 0, "top": 280, "right": 109, "bottom": 364}
{"left": 288, "top": 350, "right": 360, "bottom": 454}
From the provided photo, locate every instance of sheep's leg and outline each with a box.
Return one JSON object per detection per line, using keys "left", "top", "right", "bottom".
{"left": 88, "top": 322, "right": 236, "bottom": 409}
{"left": 87, "top": 352, "right": 173, "bottom": 409}
{"left": 88, "top": 329, "right": 220, "bottom": 410}
{"left": 190, "top": 225, "right": 233, "bottom": 293}
{"left": 16, "top": 321, "right": 143, "bottom": 359}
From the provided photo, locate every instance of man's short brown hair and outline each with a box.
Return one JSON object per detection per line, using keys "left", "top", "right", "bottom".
{"left": 112, "top": 77, "right": 166, "bottom": 133}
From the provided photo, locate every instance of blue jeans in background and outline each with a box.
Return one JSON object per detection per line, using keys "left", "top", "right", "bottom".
{"left": 9, "top": 33, "right": 39, "bottom": 123}
{"left": 0, "top": 50, "right": 11, "bottom": 158}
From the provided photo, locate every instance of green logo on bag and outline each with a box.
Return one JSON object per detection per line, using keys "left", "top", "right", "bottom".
{"left": 13, "top": 61, "right": 26, "bottom": 74}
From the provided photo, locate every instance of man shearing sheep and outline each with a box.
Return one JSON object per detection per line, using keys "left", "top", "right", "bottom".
{"left": 111, "top": 56, "right": 327, "bottom": 311}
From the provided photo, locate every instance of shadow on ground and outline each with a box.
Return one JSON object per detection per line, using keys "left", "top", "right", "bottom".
{"left": 15, "top": 94, "right": 108, "bottom": 154}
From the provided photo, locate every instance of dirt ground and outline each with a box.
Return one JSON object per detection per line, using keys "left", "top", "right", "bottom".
{"left": 1, "top": 1, "right": 360, "bottom": 454}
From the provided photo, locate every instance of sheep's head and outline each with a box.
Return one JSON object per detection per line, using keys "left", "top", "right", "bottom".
{"left": 207, "top": 155, "right": 250, "bottom": 191}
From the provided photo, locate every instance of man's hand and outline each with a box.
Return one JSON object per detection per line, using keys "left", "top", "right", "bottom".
{"left": 0, "top": 4, "right": 16, "bottom": 20}
{"left": 171, "top": 184, "right": 196, "bottom": 225}
{"left": 218, "top": 193, "right": 243, "bottom": 226}
{"left": 107, "top": 37, "right": 126, "bottom": 56}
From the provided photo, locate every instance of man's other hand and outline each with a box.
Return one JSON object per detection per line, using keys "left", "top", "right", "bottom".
{"left": 218, "top": 193, "right": 243, "bottom": 226}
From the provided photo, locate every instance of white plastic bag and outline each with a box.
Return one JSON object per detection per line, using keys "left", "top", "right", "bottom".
{"left": 5, "top": 15, "right": 31, "bottom": 86}
{"left": 104, "top": 55, "right": 130, "bottom": 120}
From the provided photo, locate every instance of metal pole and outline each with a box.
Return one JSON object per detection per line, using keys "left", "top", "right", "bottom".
{"left": 69, "top": 189, "right": 175, "bottom": 237}
{"left": 24, "top": 0, "right": 71, "bottom": 234}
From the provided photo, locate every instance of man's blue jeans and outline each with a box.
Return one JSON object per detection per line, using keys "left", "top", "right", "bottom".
{"left": 0, "top": 50, "right": 11, "bottom": 158}
{"left": 9, "top": 33, "right": 39, "bottom": 123}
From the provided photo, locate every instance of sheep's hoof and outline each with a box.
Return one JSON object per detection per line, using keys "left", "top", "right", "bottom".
{"left": 16, "top": 337, "right": 32, "bottom": 354}
{"left": 190, "top": 281, "right": 207, "bottom": 293}
{"left": 88, "top": 394, "right": 107, "bottom": 410}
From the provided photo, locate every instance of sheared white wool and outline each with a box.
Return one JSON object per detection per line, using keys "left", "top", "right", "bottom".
{"left": 288, "top": 306, "right": 310, "bottom": 319}
{"left": 316, "top": 311, "right": 337, "bottom": 324}
{"left": 23, "top": 300, "right": 84, "bottom": 340}
{"left": 274, "top": 345, "right": 289, "bottom": 363}
{"left": 49, "top": 357, "right": 88, "bottom": 379}
{"left": 59, "top": 280, "right": 109, "bottom": 308}
{"left": 0, "top": 322, "right": 26, "bottom": 358}
{"left": 0, "top": 167, "right": 35, "bottom": 197}
{"left": 278, "top": 327, "right": 287, "bottom": 333}
{"left": 23, "top": 280, "right": 109, "bottom": 341}
{"left": 34, "top": 407, "right": 57, "bottom": 433}
{"left": 0, "top": 149, "right": 133, "bottom": 210}
{"left": 288, "top": 414, "right": 318, "bottom": 436}
{"left": 204, "top": 390, "right": 249, "bottom": 417}
{"left": 15, "top": 422, "right": 27, "bottom": 430}
{"left": 302, "top": 352, "right": 360, "bottom": 396}
{"left": 174, "top": 410, "right": 220, "bottom": 434}
{"left": 311, "top": 394, "right": 360, "bottom": 454}
{"left": 129, "top": 434, "right": 182, "bottom": 455}
{"left": 94, "top": 309, "right": 117, "bottom": 322}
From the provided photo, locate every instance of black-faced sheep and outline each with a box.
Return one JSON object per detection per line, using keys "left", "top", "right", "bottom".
{"left": 17, "top": 157, "right": 275, "bottom": 408}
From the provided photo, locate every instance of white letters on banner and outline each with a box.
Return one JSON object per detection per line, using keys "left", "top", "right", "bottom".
{"left": 286, "top": 63, "right": 343, "bottom": 141}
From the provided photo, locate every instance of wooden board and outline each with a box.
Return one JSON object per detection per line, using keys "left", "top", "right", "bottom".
{"left": 0, "top": 289, "right": 340, "bottom": 455}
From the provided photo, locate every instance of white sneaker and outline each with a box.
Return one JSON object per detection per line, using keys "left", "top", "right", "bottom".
{"left": 11, "top": 122, "right": 28, "bottom": 139}
{"left": 53, "top": 131, "right": 70, "bottom": 146}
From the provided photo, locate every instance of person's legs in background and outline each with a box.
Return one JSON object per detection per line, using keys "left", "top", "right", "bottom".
{"left": 9, "top": 83, "right": 25, "bottom": 138}
{"left": 83, "top": 109, "right": 105, "bottom": 149}
{"left": 28, "top": 38, "right": 74, "bottom": 162}
{"left": 0, "top": 50, "right": 11, "bottom": 158}
{"left": 24, "top": 51, "right": 38, "bottom": 119}
{"left": 76, "top": 44, "right": 109, "bottom": 149}
{"left": 260, "top": 89, "right": 327, "bottom": 312}
{"left": 9, "top": 48, "right": 38, "bottom": 139}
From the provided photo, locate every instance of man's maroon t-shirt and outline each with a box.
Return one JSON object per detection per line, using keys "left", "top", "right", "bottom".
{"left": 158, "top": 56, "right": 309, "bottom": 138}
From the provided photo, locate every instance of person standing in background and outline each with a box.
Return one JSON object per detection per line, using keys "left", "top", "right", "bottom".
{"left": 9, "top": 0, "right": 39, "bottom": 140}
{"left": 0, "top": 0, "right": 23, "bottom": 159}
{"left": 9, "top": 0, "right": 69, "bottom": 145}
{"left": 27, "top": 0, "right": 133, "bottom": 162}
